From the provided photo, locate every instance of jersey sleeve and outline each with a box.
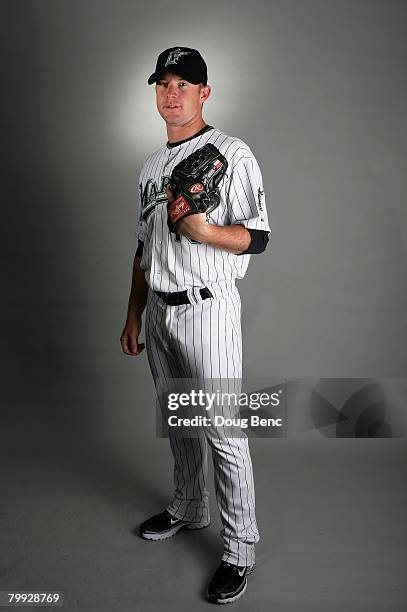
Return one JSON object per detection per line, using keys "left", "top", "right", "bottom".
{"left": 224, "top": 153, "right": 271, "bottom": 233}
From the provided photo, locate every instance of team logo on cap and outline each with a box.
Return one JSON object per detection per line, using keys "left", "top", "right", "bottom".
{"left": 189, "top": 183, "right": 204, "bottom": 193}
{"left": 165, "top": 48, "right": 191, "bottom": 67}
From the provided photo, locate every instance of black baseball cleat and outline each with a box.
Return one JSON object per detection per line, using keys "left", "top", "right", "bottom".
{"left": 207, "top": 561, "right": 255, "bottom": 604}
{"left": 138, "top": 509, "right": 210, "bottom": 541}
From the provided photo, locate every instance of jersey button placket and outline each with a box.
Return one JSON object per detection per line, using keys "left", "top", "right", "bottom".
{"left": 152, "top": 206, "right": 161, "bottom": 281}
{"left": 158, "top": 202, "right": 167, "bottom": 280}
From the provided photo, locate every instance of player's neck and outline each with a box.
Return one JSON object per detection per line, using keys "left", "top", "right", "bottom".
{"left": 166, "top": 118, "right": 207, "bottom": 145}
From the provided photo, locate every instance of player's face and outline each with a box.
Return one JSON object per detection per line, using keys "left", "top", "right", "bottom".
{"left": 155, "top": 71, "right": 210, "bottom": 127}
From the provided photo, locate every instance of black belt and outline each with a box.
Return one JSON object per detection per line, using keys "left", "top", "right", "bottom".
{"left": 154, "top": 287, "right": 213, "bottom": 306}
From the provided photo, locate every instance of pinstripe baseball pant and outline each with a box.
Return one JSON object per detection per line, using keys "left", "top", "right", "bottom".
{"left": 144, "top": 279, "right": 260, "bottom": 567}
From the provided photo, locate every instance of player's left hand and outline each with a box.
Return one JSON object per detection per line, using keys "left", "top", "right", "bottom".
{"left": 165, "top": 186, "right": 210, "bottom": 242}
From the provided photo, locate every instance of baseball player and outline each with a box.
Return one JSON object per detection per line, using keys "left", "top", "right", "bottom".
{"left": 120, "top": 47, "right": 271, "bottom": 604}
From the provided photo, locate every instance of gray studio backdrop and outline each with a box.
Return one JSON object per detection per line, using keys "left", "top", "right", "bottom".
{"left": 2, "top": 0, "right": 407, "bottom": 458}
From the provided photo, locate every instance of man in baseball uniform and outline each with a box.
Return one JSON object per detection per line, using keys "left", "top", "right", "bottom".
{"left": 120, "top": 47, "right": 271, "bottom": 604}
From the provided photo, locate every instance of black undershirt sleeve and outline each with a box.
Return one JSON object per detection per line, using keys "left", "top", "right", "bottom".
{"left": 135, "top": 240, "right": 144, "bottom": 258}
{"left": 236, "top": 228, "right": 270, "bottom": 255}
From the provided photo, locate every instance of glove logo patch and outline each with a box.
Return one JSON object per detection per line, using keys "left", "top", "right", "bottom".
{"left": 168, "top": 196, "right": 192, "bottom": 223}
{"left": 205, "top": 159, "right": 224, "bottom": 181}
{"left": 189, "top": 183, "right": 204, "bottom": 193}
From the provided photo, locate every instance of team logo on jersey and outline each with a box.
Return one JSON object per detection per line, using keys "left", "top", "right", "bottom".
{"left": 139, "top": 176, "right": 171, "bottom": 222}
{"left": 165, "top": 49, "right": 191, "bottom": 67}
{"left": 189, "top": 183, "right": 204, "bottom": 193}
{"left": 168, "top": 196, "right": 192, "bottom": 223}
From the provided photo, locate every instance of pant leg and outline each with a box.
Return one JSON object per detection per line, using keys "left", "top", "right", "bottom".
{"left": 167, "top": 283, "right": 260, "bottom": 566}
{"left": 145, "top": 289, "right": 210, "bottom": 525}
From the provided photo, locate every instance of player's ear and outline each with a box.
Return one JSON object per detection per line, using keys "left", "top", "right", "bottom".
{"left": 200, "top": 84, "right": 211, "bottom": 103}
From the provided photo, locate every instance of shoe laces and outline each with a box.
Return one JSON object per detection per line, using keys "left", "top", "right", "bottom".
{"left": 221, "top": 561, "right": 240, "bottom": 571}
{"left": 164, "top": 509, "right": 176, "bottom": 519}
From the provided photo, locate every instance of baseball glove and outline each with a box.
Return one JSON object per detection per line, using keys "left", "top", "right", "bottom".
{"left": 167, "top": 143, "right": 228, "bottom": 234}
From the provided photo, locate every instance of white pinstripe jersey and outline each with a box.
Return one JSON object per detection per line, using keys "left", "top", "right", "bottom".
{"left": 136, "top": 126, "right": 271, "bottom": 292}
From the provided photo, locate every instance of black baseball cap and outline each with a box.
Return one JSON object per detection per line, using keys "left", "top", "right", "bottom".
{"left": 148, "top": 47, "right": 208, "bottom": 85}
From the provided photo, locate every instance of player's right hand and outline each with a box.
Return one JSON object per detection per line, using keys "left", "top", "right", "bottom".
{"left": 120, "top": 317, "right": 145, "bottom": 356}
